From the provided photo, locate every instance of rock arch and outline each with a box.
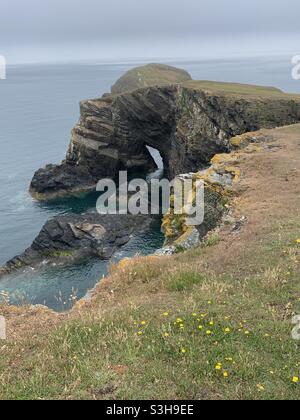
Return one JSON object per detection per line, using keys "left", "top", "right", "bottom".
{"left": 30, "top": 83, "right": 300, "bottom": 200}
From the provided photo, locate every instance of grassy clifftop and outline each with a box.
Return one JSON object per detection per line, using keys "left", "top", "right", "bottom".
{"left": 1, "top": 124, "right": 300, "bottom": 400}
{"left": 111, "top": 63, "right": 192, "bottom": 94}
{"left": 111, "top": 63, "right": 299, "bottom": 99}
{"left": 184, "top": 80, "right": 300, "bottom": 99}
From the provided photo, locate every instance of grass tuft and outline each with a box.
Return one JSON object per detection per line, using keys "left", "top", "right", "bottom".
{"left": 167, "top": 271, "right": 206, "bottom": 292}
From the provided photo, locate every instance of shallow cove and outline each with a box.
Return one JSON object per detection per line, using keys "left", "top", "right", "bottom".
{"left": 0, "top": 215, "right": 164, "bottom": 311}
{"left": 0, "top": 150, "right": 165, "bottom": 312}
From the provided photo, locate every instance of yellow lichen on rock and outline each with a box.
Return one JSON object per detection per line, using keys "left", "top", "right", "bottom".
{"left": 225, "top": 166, "right": 241, "bottom": 182}
{"left": 230, "top": 132, "right": 258, "bottom": 149}
{"left": 161, "top": 142, "right": 254, "bottom": 246}
{"left": 230, "top": 130, "right": 269, "bottom": 150}
{"left": 162, "top": 211, "right": 188, "bottom": 242}
{"left": 162, "top": 170, "right": 233, "bottom": 245}
{"left": 194, "top": 167, "right": 219, "bottom": 185}
{"left": 173, "top": 226, "right": 196, "bottom": 246}
{"left": 230, "top": 134, "right": 248, "bottom": 148}
{"left": 211, "top": 153, "right": 239, "bottom": 166}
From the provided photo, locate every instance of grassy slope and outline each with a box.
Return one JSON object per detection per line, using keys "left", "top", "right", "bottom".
{"left": 184, "top": 80, "right": 300, "bottom": 99}
{"left": 1, "top": 125, "right": 300, "bottom": 400}
{"left": 111, "top": 63, "right": 192, "bottom": 94}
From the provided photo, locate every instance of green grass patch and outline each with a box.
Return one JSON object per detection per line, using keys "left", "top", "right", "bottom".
{"left": 167, "top": 271, "right": 206, "bottom": 292}
{"left": 201, "top": 233, "right": 221, "bottom": 248}
{"left": 184, "top": 80, "right": 300, "bottom": 99}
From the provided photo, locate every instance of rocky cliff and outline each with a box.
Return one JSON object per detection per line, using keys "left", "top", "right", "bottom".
{"left": 30, "top": 78, "right": 300, "bottom": 200}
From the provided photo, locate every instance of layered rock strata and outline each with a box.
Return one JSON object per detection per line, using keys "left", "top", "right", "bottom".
{"left": 30, "top": 81, "right": 300, "bottom": 200}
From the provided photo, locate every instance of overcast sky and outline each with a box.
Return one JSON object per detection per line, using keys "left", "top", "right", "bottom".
{"left": 1, "top": 0, "right": 300, "bottom": 63}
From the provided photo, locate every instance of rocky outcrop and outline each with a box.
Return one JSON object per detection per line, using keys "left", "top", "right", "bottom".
{"left": 30, "top": 76, "right": 300, "bottom": 201}
{"left": 160, "top": 128, "right": 279, "bottom": 250}
{"left": 0, "top": 214, "right": 151, "bottom": 277}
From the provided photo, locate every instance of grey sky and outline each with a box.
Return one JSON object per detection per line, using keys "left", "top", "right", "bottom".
{"left": 1, "top": 0, "right": 300, "bottom": 63}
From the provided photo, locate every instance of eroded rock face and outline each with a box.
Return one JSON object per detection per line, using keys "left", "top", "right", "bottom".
{"left": 30, "top": 79, "right": 300, "bottom": 200}
{"left": 0, "top": 214, "right": 151, "bottom": 277}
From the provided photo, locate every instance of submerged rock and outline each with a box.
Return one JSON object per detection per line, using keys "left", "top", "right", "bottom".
{"left": 0, "top": 214, "right": 151, "bottom": 277}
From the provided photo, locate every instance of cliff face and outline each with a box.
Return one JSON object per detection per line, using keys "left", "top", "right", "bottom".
{"left": 30, "top": 81, "right": 300, "bottom": 199}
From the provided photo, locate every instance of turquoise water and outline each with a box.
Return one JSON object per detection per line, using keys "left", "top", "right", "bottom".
{"left": 0, "top": 56, "right": 298, "bottom": 310}
{"left": 0, "top": 215, "right": 164, "bottom": 311}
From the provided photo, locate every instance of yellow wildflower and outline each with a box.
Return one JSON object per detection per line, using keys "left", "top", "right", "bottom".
{"left": 292, "top": 376, "right": 299, "bottom": 384}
